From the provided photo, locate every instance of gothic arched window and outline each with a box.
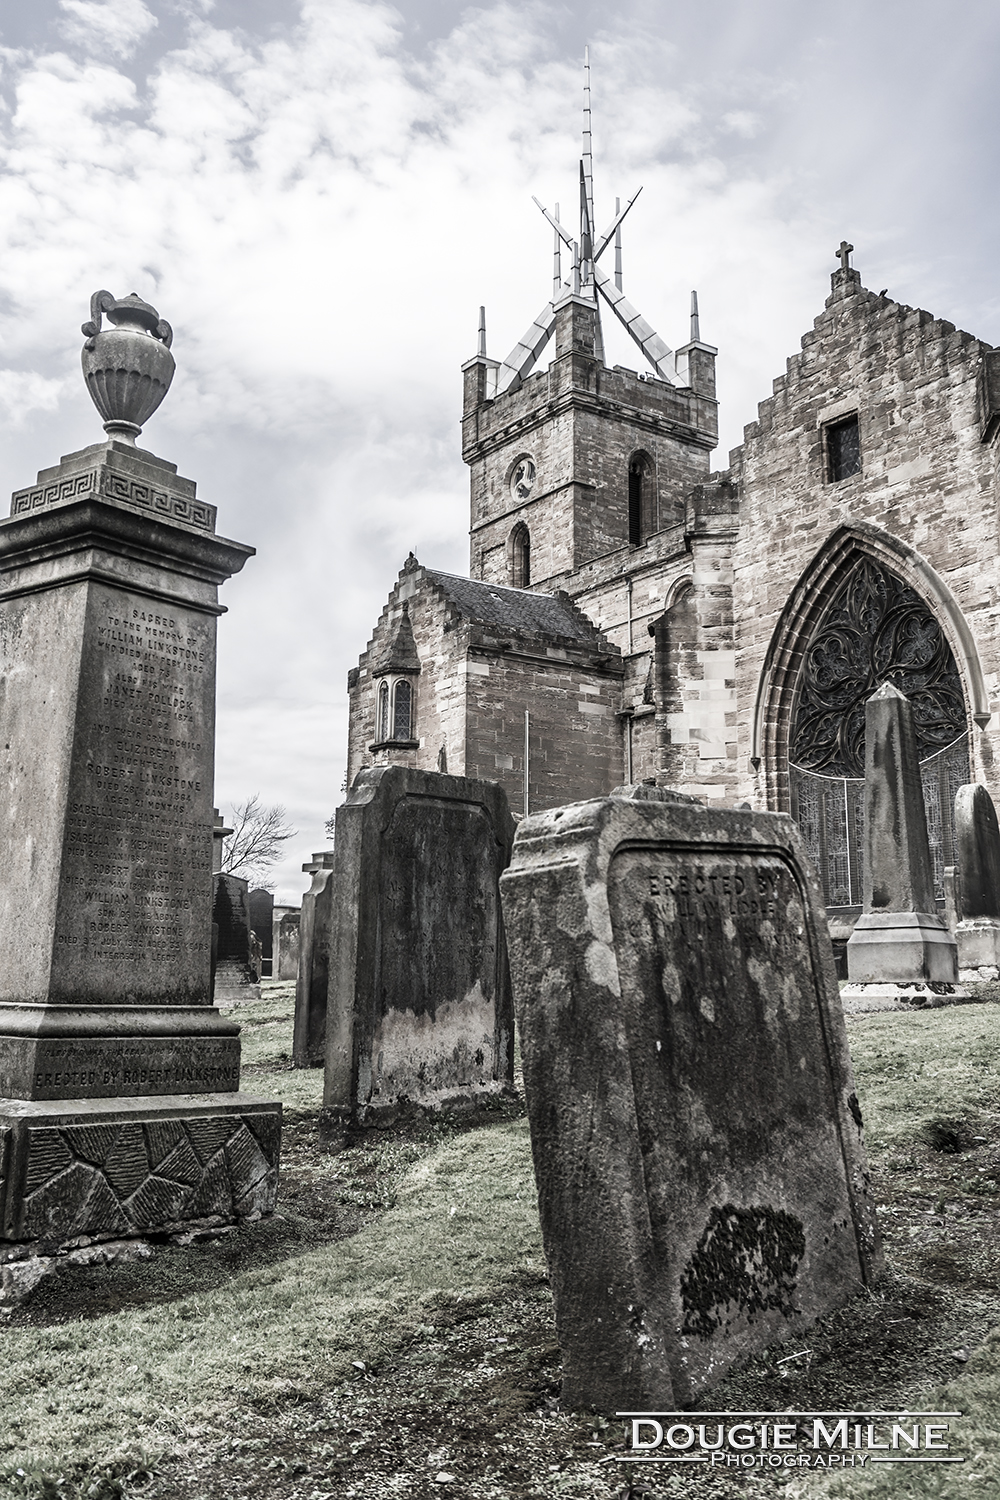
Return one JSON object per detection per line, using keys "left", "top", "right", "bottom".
{"left": 511, "top": 523, "right": 530, "bottom": 588}
{"left": 377, "top": 679, "right": 390, "bottom": 742}
{"left": 789, "top": 557, "right": 969, "bottom": 907}
{"left": 392, "top": 679, "right": 413, "bottom": 741}
{"left": 628, "top": 452, "right": 654, "bottom": 545}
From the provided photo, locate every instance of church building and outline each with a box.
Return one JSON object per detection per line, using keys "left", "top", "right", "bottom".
{"left": 346, "top": 63, "right": 1000, "bottom": 929}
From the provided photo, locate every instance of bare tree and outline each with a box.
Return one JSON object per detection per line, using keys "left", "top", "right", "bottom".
{"left": 221, "top": 795, "right": 297, "bottom": 886}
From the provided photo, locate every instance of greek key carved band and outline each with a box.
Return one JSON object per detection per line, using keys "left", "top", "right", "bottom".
{"left": 10, "top": 469, "right": 216, "bottom": 531}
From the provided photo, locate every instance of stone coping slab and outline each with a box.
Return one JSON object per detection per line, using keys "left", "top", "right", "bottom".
{"left": 841, "top": 982, "right": 985, "bottom": 1013}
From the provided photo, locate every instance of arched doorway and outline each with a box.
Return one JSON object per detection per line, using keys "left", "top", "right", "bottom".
{"left": 787, "top": 556, "right": 969, "bottom": 907}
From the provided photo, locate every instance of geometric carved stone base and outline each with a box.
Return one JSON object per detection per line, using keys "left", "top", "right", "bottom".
{"left": 0, "top": 1093, "right": 281, "bottom": 1245}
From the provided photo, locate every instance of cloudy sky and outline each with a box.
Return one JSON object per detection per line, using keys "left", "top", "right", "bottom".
{"left": 1, "top": 0, "right": 998, "bottom": 900}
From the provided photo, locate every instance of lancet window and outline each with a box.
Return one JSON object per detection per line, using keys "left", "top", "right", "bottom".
{"left": 392, "top": 679, "right": 413, "bottom": 741}
{"left": 511, "top": 523, "right": 531, "bottom": 588}
{"left": 377, "top": 680, "right": 390, "bottom": 743}
{"left": 628, "top": 452, "right": 654, "bottom": 545}
{"left": 373, "top": 676, "right": 416, "bottom": 746}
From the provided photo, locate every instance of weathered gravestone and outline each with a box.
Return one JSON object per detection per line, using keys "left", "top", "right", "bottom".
{"left": 248, "top": 888, "right": 275, "bottom": 977}
{"left": 212, "top": 872, "right": 261, "bottom": 1003}
{"left": 844, "top": 683, "right": 964, "bottom": 1008}
{"left": 952, "top": 783, "right": 1000, "bottom": 980}
{"left": 323, "top": 765, "right": 516, "bottom": 1125}
{"left": 0, "top": 292, "right": 281, "bottom": 1249}
{"left": 293, "top": 851, "right": 335, "bottom": 1067}
{"left": 500, "top": 796, "right": 881, "bottom": 1409}
{"left": 272, "top": 906, "right": 301, "bottom": 981}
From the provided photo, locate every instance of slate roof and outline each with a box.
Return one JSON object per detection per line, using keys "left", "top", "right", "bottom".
{"left": 423, "top": 570, "right": 610, "bottom": 649}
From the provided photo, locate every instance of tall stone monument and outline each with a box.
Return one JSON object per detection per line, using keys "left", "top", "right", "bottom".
{"left": 0, "top": 291, "right": 281, "bottom": 1247}
{"left": 844, "top": 683, "right": 963, "bottom": 1007}
{"left": 293, "top": 851, "right": 335, "bottom": 1067}
{"left": 500, "top": 795, "right": 881, "bottom": 1409}
{"left": 323, "top": 766, "right": 515, "bottom": 1127}
{"left": 952, "top": 782, "right": 1000, "bottom": 979}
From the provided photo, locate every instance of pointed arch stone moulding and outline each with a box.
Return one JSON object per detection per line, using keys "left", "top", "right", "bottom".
{"left": 750, "top": 522, "right": 990, "bottom": 813}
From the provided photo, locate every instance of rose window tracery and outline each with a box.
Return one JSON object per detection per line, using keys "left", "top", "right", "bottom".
{"left": 789, "top": 558, "right": 969, "bottom": 908}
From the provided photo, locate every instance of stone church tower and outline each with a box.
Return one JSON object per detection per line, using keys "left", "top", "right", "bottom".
{"left": 346, "top": 66, "right": 1000, "bottom": 925}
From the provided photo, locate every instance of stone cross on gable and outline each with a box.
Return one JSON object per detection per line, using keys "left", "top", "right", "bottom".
{"left": 836, "top": 240, "right": 854, "bottom": 273}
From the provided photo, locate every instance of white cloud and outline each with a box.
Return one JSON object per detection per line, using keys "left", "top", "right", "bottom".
{"left": 721, "top": 110, "right": 760, "bottom": 138}
{"left": 58, "top": 0, "right": 158, "bottom": 60}
{"left": 0, "top": 369, "right": 67, "bottom": 423}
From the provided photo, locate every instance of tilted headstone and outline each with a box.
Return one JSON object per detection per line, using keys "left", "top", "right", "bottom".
{"left": 293, "top": 851, "right": 336, "bottom": 1067}
{"left": 212, "top": 873, "right": 261, "bottom": 1003}
{"left": 0, "top": 292, "right": 280, "bottom": 1248}
{"left": 844, "top": 683, "right": 963, "bottom": 1005}
{"left": 500, "top": 796, "right": 881, "bottom": 1409}
{"left": 952, "top": 783, "right": 1000, "bottom": 978}
{"left": 248, "top": 888, "right": 275, "bottom": 977}
{"left": 272, "top": 907, "right": 301, "bottom": 980}
{"left": 324, "top": 766, "right": 515, "bottom": 1124}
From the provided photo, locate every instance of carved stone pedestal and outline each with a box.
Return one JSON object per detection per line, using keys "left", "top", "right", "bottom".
{"left": 0, "top": 295, "right": 282, "bottom": 1251}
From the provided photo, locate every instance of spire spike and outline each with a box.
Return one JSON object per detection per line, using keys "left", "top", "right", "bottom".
{"left": 478, "top": 305, "right": 487, "bottom": 358}
{"left": 553, "top": 202, "right": 562, "bottom": 297}
{"left": 579, "top": 162, "right": 593, "bottom": 289}
{"left": 581, "top": 47, "right": 596, "bottom": 296}
{"left": 517, "top": 56, "right": 673, "bottom": 384}
{"left": 690, "top": 290, "right": 700, "bottom": 343}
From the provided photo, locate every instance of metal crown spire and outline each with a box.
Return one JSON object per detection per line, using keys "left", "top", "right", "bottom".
{"left": 493, "top": 50, "right": 681, "bottom": 393}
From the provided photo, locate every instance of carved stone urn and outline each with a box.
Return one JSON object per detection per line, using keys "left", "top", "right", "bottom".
{"left": 81, "top": 290, "right": 175, "bottom": 444}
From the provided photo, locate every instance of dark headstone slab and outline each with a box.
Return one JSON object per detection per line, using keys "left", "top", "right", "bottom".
{"left": 500, "top": 796, "right": 881, "bottom": 1409}
{"left": 212, "top": 874, "right": 260, "bottom": 1002}
{"left": 324, "top": 766, "right": 515, "bottom": 1121}
{"left": 953, "top": 783, "right": 1000, "bottom": 976}
{"left": 248, "top": 888, "right": 275, "bottom": 976}
{"left": 214, "top": 874, "right": 252, "bottom": 962}
{"left": 955, "top": 783, "right": 1000, "bottom": 918}
{"left": 293, "top": 853, "right": 335, "bottom": 1067}
{"left": 846, "top": 684, "right": 961, "bottom": 1002}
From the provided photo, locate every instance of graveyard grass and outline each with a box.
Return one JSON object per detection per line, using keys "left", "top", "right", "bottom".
{"left": 2, "top": 985, "right": 1000, "bottom": 1499}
